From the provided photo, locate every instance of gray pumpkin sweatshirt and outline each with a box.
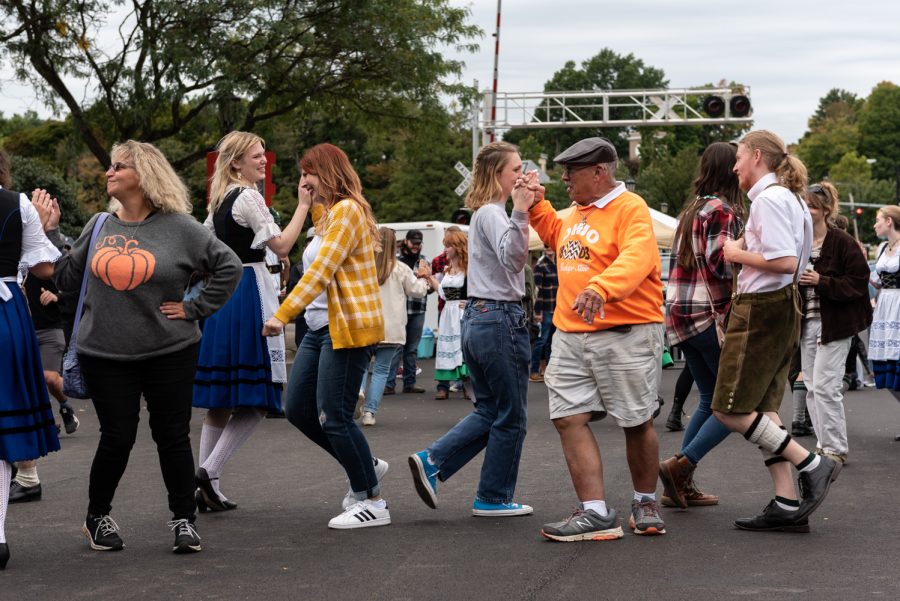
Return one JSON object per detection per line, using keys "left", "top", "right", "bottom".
{"left": 56, "top": 211, "right": 242, "bottom": 360}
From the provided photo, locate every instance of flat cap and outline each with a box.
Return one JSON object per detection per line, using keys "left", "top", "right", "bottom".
{"left": 553, "top": 137, "right": 618, "bottom": 166}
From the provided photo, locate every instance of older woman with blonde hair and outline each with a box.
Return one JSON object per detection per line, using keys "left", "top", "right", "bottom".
{"left": 262, "top": 143, "right": 389, "bottom": 529}
{"left": 192, "top": 131, "right": 309, "bottom": 513}
{"left": 55, "top": 140, "right": 242, "bottom": 554}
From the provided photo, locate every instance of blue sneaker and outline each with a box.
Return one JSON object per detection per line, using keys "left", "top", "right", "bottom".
{"left": 408, "top": 451, "right": 438, "bottom": 509}
{"left": 472, "top": 500, "right": 534, "bottom": 517}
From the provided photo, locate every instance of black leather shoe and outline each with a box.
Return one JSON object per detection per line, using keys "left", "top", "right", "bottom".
{"left": 797, "top": 456, "right": 842, "bottom": 520}
{"left": 0, "top": 542, "right": 9, "bottom": 570}
{"left": 734, "top": 500, "right": 810, "bottom": 533}
{"left": 195, "top": 468, "right": 228, "bottom": 512}
{"left": 791, "top": 421, "right": 813, "bottom": 437}
{"left": 9, "top": 481, "right": 42, "bottom": 503}
{"left": 403, "top": 385, "right": 426, "bottom": 394}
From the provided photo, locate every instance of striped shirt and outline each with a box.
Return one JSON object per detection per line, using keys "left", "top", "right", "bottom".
{"left": 664, "top": 197, "right": 743, "bottom": 346}
{"left": 274, "top": 200, "right": 384, "bottom": 349}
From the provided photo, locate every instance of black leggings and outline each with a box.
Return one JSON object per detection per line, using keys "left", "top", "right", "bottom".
{"left": 79, "top": 343, "right": 199, "bottom": 520}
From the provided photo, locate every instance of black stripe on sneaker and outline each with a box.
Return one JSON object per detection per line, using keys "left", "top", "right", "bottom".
{"left": 363, "top": 510, "right": 376, "bottom": 520}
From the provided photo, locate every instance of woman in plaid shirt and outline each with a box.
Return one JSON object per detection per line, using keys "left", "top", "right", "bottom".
{"left": 263, "top": 143, "right": 390, "bottom": 530}
{"left": 659, "top": 142, "right": 745, "bottom": 509}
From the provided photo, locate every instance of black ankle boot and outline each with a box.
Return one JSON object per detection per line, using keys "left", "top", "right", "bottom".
{"left": 0, "top": 542, "right": 9, "bottom": 569}
{"left": 665, "top": 400, "right": 685, "bottom": 432}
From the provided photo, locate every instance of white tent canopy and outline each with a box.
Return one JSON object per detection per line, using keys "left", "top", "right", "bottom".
{"left": 528, "top": 205, "right": 677, "bottom": 250}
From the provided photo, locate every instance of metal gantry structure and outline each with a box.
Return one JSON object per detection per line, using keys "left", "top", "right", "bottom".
{"left": 472, "top": 86, "right": 753, "bottom": 152}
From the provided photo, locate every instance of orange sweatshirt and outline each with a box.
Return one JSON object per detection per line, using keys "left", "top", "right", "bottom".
{"left": 529, "top": 193, "right": 663, "bottom": 332}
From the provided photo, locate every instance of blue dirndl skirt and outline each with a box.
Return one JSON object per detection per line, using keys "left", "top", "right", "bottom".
{"left": 0, "top": 285, "right": 61, "bottom": 462}
{"left": 193, "top": 266, "right": 282, "bottom": 411}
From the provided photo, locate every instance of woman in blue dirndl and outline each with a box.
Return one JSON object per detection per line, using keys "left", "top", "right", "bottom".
{"left": 193, "top": 132, "right": 309, "bottom": 511}
{"left": 0, "top": 156, "right": 62, "bottom": 569}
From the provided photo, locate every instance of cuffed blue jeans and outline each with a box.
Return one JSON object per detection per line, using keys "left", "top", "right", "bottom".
{"left": 677, "top": 324, "right": 731, "bottom": 465}
{"left": 363, "top": 344, "right": 402, "bottom": 415}
{"left": 426, "top": 300, "right": 529, "bottom": 504}
{"left": 284, "top": 326, "right": 379, "bottom": 500}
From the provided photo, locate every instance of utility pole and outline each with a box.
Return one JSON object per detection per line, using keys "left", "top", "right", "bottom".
{"left": 488, "top": 0, "right": 501, "bottom": 143}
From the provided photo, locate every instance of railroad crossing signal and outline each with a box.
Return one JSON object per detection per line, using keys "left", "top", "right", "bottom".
{"left": 454, "top": 161, "right": 472, "bottom": 196}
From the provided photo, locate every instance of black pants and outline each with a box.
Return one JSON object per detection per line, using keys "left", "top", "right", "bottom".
{"left": 79, "top": 343, "right": 199, "bottom": 520}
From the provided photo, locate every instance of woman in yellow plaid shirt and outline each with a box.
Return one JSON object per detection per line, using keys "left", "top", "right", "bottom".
{"left": 262, "top": 143, "right": 390, "bottom": 529}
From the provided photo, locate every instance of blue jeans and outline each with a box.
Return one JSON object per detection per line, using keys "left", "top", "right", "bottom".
{"left": 529, "top": 313, "right": 556, "bottom": 373}
{"left": 386, "top": 312, "right": 426, "bottom": 390}
{"left": 283, "top": 326, "right": 379, "bottom": 500}
{"left": 426, "top": 301, "right": 529, "bottom": 504}
{"left": 363, "top": 345, "right": 402, "bottom": 415}
{"left": 677, "top": 325, "right": 731, "bottom": 465}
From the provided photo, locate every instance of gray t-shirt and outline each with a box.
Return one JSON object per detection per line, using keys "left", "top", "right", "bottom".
{"left": 56, "top": 211, "right": 242, "bottom": 360}
{"left": 467, "top": 202, "right": 529, "bottom": 301}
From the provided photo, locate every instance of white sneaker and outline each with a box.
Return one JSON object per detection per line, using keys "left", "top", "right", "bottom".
{"left": 328, "top": 501, "right": 391, "bottom": 529}
{"left": 449, "top": 383, "right": 461, "bottom": 392}
{"left": 342, "top": 458, "right": 389, "bottom": 509}
{"left": 354, "top": 392, "right": 365, "bottom": 420}
{"left": 361, "top": 412, "right": 376, "bottom": 426}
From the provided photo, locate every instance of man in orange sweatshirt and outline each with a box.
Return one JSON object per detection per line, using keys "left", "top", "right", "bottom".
{"left": 529, "top": 137, "right": 667, "bottom": 542}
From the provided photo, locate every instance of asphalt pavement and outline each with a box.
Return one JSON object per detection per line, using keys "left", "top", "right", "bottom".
{"left": 6, "top": 358, "right": 900, "bottom": 600}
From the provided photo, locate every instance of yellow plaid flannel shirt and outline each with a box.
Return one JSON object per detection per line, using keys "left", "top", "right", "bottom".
{"left": 274, "top": 199, "right": 384, "bottom": 349}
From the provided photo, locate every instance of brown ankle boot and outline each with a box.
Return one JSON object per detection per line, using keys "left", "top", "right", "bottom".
{"left": 682, "top": 477, "right": 718, "bottom": 506}
{"left": 658, "top": 454, "right": 694, "bottom": 509}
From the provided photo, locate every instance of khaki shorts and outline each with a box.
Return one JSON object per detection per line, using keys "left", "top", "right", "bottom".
{"left": 712, "top": 285, "right": 801, "bottom": 414}
{"left": 545, "top": 323, "right": 664, "bottom": 427}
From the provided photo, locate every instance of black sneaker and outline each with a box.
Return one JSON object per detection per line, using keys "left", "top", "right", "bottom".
{"left": 734, "top": 500, "right": 810, "bottom": 533}
{"left": 168, "top": 519, "right": 201, "bottom": 553}
{"left": 797, "top": 456, "right": 842, "bottom": 520}
{"left": 83, "top": 515, "right": 125, "bottom": 551}
{"left": 59, "top": 403, "right": 79, "bottom": 434}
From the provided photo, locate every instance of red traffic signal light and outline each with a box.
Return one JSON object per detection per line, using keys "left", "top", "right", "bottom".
{"left": 855, "top": 207, "right": 863, "bottom": 216}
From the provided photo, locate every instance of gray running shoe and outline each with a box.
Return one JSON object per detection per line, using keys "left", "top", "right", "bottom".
{"left": 541, "top": 507, "right": 623, "bottom": 542}
{"left": 629, "top": 496, "right": 666, "bottom": 535}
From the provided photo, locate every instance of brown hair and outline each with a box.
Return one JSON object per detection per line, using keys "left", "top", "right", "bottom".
{"left": 805, "top": 181, "right": 839, "bottom": 223}
{"left": 300, "top": 143, "right": 380, "bottom": 252}
{"left": 0, "top": 149, "right": 11, "bottom": 189}
{"left": 675, "top": 143, "right": 745, "bottom": 269}
{"left": 443, "top": 229, "right": 468, "bottom": 273}
{"left": 374, "top": 227, "right": 398, "bottom": 285}
{"left": 465, "top": 141, "right": 519, "bottom": 210}
{"left": 740, "top": 130, "right": 808, "bottom": 193}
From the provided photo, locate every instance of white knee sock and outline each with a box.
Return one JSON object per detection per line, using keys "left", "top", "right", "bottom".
{"left": 198, "top": 424, "right": 224, "bottom": 468}
{"left": 0, "top": 461, "right": 11, "bottom": 543}
{"left": 14, "top": 465, "right": 39, "bottom": 487}
{"left": 744, "top": 414, "right": 790, "bottom": 455}
{"left": 201, "top": 409, "right": 264, "bottom": 482}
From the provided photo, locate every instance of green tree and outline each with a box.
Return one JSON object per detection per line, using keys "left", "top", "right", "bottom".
{"left": 634, "top": 147, "right": 700, "bottom": 215}
{"left": 808, "top": 89, "right": 864, "bottom": 130}
{"left": 828, "top": 151, "right": 894, "bottom": 205}
{"left": 9, "top": 154, "right": 89, "bottom": 234}
{"left": 0, "top": 0, "right": 479, "bottom": 169}
{"left": 858, "top": 82, "right": 900, "bottom": 185}
{"left": 504, "top": 49, "right": 668, "bottom": 159}
{"left": 795, "top": 117, "right": 859, "bottom": 182}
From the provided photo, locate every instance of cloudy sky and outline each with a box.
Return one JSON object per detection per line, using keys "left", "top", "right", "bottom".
{"left": 448, "top": 0, "right": 900, "bottom": 143}
{"left": 1, "top": 0, "right": 898, "bottom": 146}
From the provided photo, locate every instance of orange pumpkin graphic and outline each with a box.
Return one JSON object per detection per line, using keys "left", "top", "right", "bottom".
{"left": 92, "top": 235, "right": 156, "bottom": 291}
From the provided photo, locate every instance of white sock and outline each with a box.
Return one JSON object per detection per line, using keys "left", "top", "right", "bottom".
{"left": 0, "top": 461, "right": 10, "bottom": 543}
{"left": 799, "top": 454, "right": 821, "bottom": 473}
{"left": 201, "top": 409, "right": 264, "bottom": 482}
{"left": 364, "top": 498, "right": 387, "bottom": 510}
{"left": 14, "top": 465, "right": 39, "bottom": 487}
{"left": 198, "top": 423, "right": 224, "bottom": 468}
{"left": 581, "top": 500, "right": 608, "bottom": 517}
{"left": 634, "top": 491, "right": 656, "bottom": 503}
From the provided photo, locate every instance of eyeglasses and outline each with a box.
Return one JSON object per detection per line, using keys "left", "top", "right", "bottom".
{"left": 562, "top": 164, "right": 597, "bottom": 177}
{"left": 109, "top": 162, "right": 135, "bottom": 172}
